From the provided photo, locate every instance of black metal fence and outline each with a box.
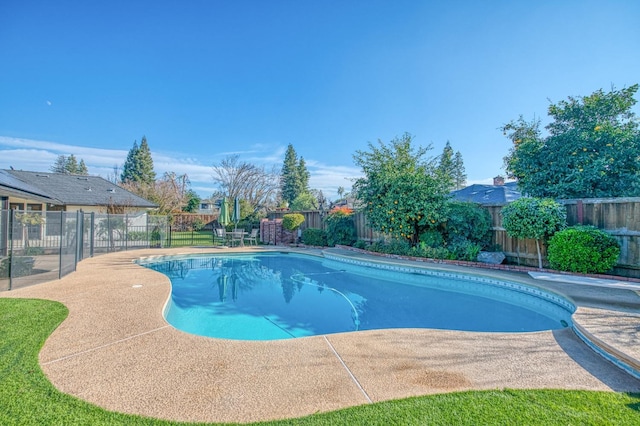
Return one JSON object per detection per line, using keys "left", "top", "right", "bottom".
{"left": 0, "top": 210, "right": 169, "bottom": 291}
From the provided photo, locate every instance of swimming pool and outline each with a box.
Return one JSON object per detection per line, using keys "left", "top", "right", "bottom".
{"left": 139, "top": 252, "right": 575, "bottom": 340}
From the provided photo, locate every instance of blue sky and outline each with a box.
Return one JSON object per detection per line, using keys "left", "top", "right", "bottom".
{"left": 1, "top": 0, "right": 639, "bottom": 200}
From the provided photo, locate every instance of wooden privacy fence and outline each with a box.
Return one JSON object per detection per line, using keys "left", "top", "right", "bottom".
{"left": 170, "top": 214, "right": 217, "bottom": 231}
{"left": 269, "top": 197, "right": 640, "bottom": 278}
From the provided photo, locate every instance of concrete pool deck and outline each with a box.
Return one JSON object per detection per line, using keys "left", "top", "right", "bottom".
{"left": 2, "top": 246, "right": 639, "bottom": 423}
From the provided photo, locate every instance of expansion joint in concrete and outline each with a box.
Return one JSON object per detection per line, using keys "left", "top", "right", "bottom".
{"left": 41, "top": 325, "right": 171, "bottom": 366}
{"left": 323, "top": 335, "right": 372, "bottom": 404}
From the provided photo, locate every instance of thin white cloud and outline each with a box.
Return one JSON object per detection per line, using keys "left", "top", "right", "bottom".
{"left": 0, "top": 135, "right": 359, "bottom": 200}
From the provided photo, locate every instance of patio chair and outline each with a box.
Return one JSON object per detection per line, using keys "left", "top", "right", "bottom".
{"left": 214, "top": 228, "right": 228, "bottom": 245}
{"left": 230, "top": 229, "right": 245, "bottom": 247}
{"left": 245, "top": 228, "right": 259, "bottom": 245}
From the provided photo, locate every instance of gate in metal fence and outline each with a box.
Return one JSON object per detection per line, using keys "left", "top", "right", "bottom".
{"left": 0, "top": 210, "right": 168, "bottom": 291}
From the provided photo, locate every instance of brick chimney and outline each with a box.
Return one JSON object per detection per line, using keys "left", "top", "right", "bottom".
{"left": 493, "top": 175, "right": 505, "bottom": 186}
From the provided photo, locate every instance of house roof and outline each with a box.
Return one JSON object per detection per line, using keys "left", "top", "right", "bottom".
{"left": 450, "top": 182, "right": 521, "bottom": 205}
{"left": 0, "top": 169, "right": 59, "bottom": 203}
{"left": 2, "top": 170, "right": 157, "bottom": 208}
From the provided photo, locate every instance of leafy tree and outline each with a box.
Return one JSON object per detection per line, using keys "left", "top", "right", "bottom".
{"left": 315, "top": 189, "right": 328, "bottom": 211}
{"left": 501, "top": 197, "right": 567, "bottom": 269}
{"left": 182, "top": 190, "right": 201, "bottom": 213}
{"left": 211, "top": 155, "right": 279, "bottom": 214}
{"left": 15, "top": 211, "right": 44, "bottom": 249}
{"left": 121, "top": 171, "right": 188, "bottom": 215}
{"left": 121, "top": 136, "right": 156, "bottom": 185}
{"left": 280, "top": 144, "right": 310, "bottom": 205}
{"left": 353, "top": 133, "right": 450, "bottom": 246}
{"left": 289, "top": 191, "right": 316, "bottom": 211}
{"left": 503, "top": 85, "right": 640, "bottom": 198}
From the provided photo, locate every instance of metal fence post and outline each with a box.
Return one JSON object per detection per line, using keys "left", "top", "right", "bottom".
{"left": 58, "top": 211, "right": 64, "bottom": 279}
{"left": 74, "top": 210, "right": 81, "bottom": 269}
{"left": 107, "top": 213, "right": 112, "bottom": 253}
{"left": 90, "top": 212, "right": 95, "bottom": 257}
{"left": 8, "top": 210, "right": 14, "bottom": 290}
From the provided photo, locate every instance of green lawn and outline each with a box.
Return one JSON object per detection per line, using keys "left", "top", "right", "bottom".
{"left": 1, "top": 298, "right": 639, "bottom": 425}
{"left": 167, "top": 230, "right": 218, "bottom": 247}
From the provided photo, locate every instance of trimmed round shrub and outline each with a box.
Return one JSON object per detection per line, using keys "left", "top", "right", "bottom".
{"left": 547, "top": 226, "right": 620, "bottom": 274}
{"left": 301, "top": 228, "right": 327, "bottom": 246}
{"left": 282, "top": 213, "right": 305, "bottom": 231}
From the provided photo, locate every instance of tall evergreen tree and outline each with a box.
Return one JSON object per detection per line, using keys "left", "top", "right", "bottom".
{"left": 436, "top": 141, "right": 466, "bottom": 191}
{"left": 121, "top": 141, "right": 139, "bottom": 183}
{"left": 121, "top": 136, "right": 156, "bottom": 184}
{"left": 280, "top": 144, "right": 299, "bottom": 204}
{"left": 280, "top": 145, "right": 312, "bottom": 205}
{"left": 452, "top": 151, "right": 466, "bottom": 189}
{"left": 51, "top": 155, "right": 67, "bottom": 173}
{"left": 297, "top": 157, "right": 310, "bottom": 196}
{"left": 65, "top": 154, "right": 79, "bottom": 174}
{"left": 78, "top": 159, "right": 89, "bottom": 175}
{"left": 50, "top": 154, "right": 89, "bottom": 174}
{"left": 136, "top": 136, "right": 156, "bottom": 185}
{"left": 436, "top": 141, "right": 456, "bottom": 191}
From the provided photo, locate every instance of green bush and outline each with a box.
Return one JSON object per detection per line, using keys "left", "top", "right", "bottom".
{"left": 443, "top": 201, "right": 492, "bottom": 248}
{"left": 282, "top": 213, "right": 305, "bottom": 231}
{"left": 411, "top": 242, "right": 450, "bottom": 259}
{"left": 447, "top": 239, "right": 482, "bottom": 261}
{"left": 324, "top": 208, "right": 356, "bottom": 247}
{"left": 368, "top": 238, "right": 412, "bottom": 256}
{"left": 419, "top": 230, "right": 444, "bottom": 248}
{"left": 353, "top": 239, "right": 367, "bottom": 249}
{"left": 547, "top": 226, "right": 620, "bottom": 274}
{"left": 301, "top": 228, "right": 327, "bottom": 246}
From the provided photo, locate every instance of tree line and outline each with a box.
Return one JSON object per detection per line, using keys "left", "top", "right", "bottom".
{"left": 48, "top": 83, "right": 638, "bottom": 226}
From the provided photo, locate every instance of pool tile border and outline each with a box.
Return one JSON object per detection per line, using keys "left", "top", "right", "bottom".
{"left": 322, "top": 251, "right": 576, "bottom": 314}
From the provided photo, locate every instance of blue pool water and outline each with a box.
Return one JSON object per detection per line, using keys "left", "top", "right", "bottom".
{"left": 139, "top": 253, "right": 574, "bottom": 340}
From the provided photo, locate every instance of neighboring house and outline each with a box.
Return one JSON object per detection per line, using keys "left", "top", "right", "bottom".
{"left": 198, "top": 199, "right": 217, "bottom": 215}
{"left": 0, "top": 169, "right": 157, "bottom": 213}
{"left": 450, "top": 176, "right": 521, "bottom": 205}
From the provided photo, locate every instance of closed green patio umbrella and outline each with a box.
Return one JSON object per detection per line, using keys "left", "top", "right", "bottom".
{"left": 218, "top": 197, "right": 230, "bottom": 227}
{"left": 231, "top": 197, "right": 241, "bottom": 227}
{"left": 218, "top": 197, "right": 231, "bottom": 226}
